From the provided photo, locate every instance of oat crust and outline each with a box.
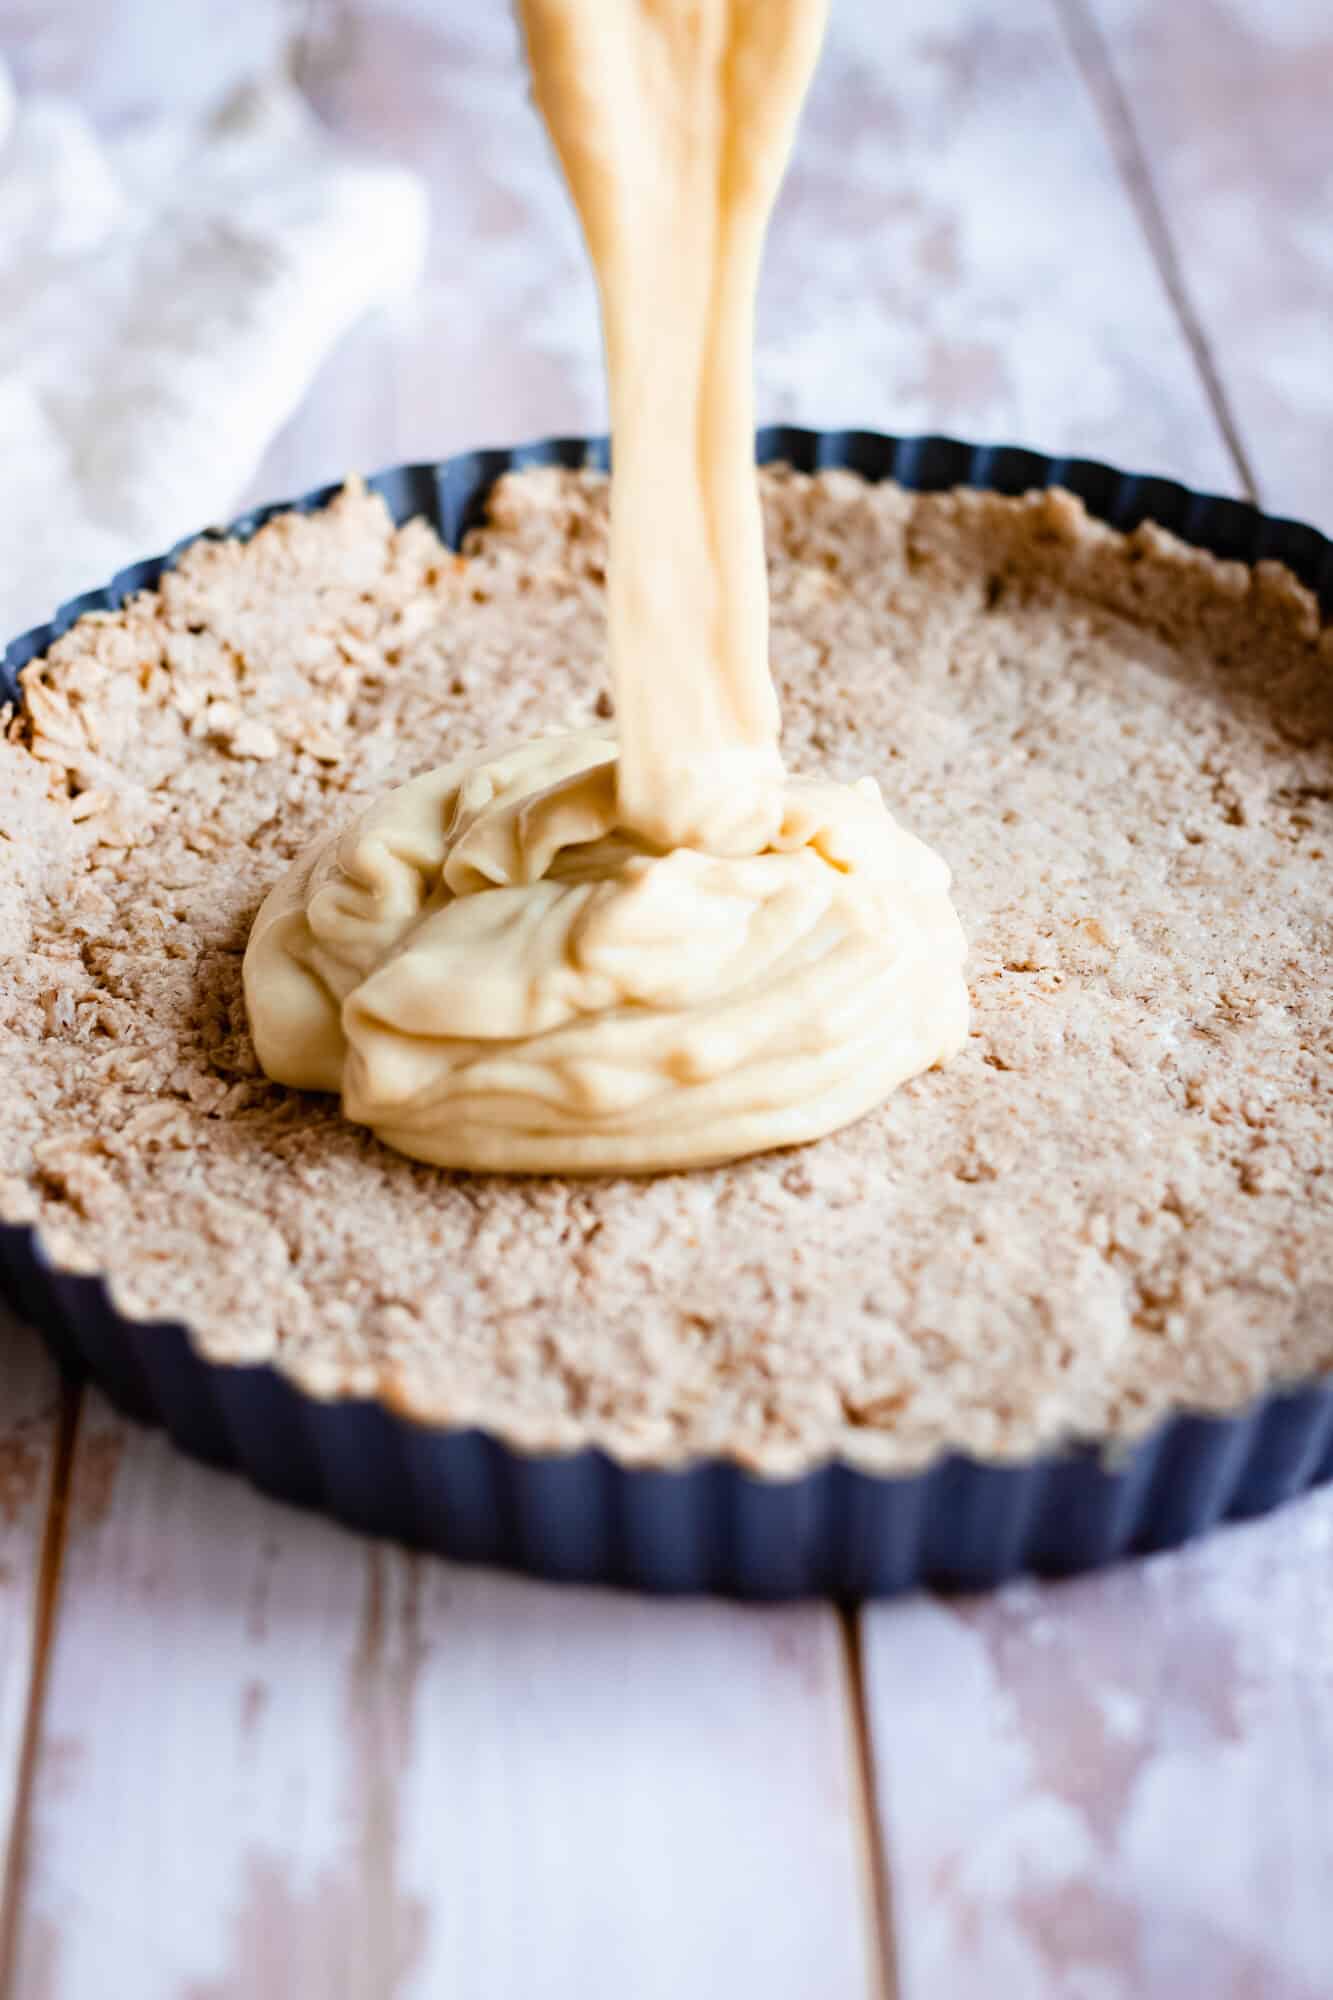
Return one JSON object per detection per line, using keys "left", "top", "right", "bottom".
{"left": 3, "top": 467, "right": 1331, "bottom": 1473}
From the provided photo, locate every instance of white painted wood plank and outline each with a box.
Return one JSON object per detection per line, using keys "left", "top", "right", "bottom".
{"left": 857, "top": 10, "right": 1333, "bottom": 1996}
{"left": 1087, "top": 0, "right": 1333, "bottom": 532}
{"left": 0, "top": 11, "right": 879, "bottom": 1993}
{"left": 862, "top": 1496, "right": 1333, "bottom": 1999}
{"left": 2, "top": 0, "right": 1243, "bottom": 508}
{"left": 759, "top": 0, "right": 1235, "bottom": 478}
{"left": 10, "top": 10, "right": 1322, "bottom": 2000}
{"left": 0, "top": 1314, "right": 64, "bottom": 1927}
{"left": 7, "top": 1392, "right": 872, "bottom": 2000}
{"left": 238, "top": 0, "right": 1239, "bottom": 512}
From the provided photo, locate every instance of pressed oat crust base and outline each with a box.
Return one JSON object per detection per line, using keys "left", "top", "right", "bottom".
{"left": 2, "top": 467, "right": 1331, "bottom": 1475}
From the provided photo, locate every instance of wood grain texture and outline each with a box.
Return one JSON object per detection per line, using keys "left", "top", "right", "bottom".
{"left": 1, "top": 0, "right": 1251, "bottom": 507}
{"left": 856, "top": 11, "right": 1333, "bottom": 1992}
{"left": 243, "top": 0, "right": 1242, "bottom": 509}
{"left": 2, "top": 3, "right": 1330, "bottom": 1997}
{"left": 862, "top": 1493, "right": 1333, "bottom": 2000}
{"left": 0, "top": 1317, "right": 65, "bottom": 1961}
{"left": 1084, "top": 0, "right": 1333, "bottom": 531}
{"left": 0, "top": 10, "right": 884, "bottom": 1994}
{"left": 6, "top": 1393, "right": 873, "bottom": 2000}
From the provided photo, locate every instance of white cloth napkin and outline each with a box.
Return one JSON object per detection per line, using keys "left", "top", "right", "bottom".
{"left": 0, "top": 63, "right": 428, "bottom": 641}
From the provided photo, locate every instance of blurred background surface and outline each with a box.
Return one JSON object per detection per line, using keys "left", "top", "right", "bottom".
{"left": 4, "top": 0, "right": 1329, "bottom": 530}
{"left": 1, "top": 5, "right": 1331, "bottom": 1999}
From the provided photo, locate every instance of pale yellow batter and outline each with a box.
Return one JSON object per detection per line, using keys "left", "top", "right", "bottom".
{"left": 243, "top": 0, "right": 970, "bottom": 1175}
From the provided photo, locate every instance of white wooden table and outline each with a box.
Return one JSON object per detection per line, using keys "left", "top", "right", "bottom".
{"left": 2, "top": 4, "right": 1331, "bottom": 1994}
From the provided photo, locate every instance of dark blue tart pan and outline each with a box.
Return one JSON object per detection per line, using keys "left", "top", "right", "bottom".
{"left": 3, "top": 428, "right": 1331, "bottom": 1598}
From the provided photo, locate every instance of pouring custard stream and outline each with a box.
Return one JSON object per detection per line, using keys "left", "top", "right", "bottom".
{"left": 243, "top": 0, "right": 970, "bottom": 1173}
